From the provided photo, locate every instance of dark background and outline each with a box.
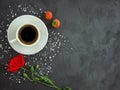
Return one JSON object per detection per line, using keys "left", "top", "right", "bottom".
{"left": 1, "top": 0, "right": 120, "bottom": 90}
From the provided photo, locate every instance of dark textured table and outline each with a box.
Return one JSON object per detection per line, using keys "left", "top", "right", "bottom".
{"left": 0, "top": 0, "right": 120, "bottom": 90}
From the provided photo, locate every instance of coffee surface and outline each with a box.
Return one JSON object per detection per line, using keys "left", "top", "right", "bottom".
{"left": 18, "top": 25, "right": 38, "bottom": 45}
{"left": 21, "top": 27, "right": 36, "bottom": 42}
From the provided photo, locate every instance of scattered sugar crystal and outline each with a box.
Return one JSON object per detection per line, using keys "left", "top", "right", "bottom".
{"left": 47, "top": 66, "right": 51, "bottom": 70}
{"left": 50, "top": 59, "right": 53, "bottom": 62}
{"left": 14, "top": 13, "right": 17, "bottom": 16}
{"left": 23, "top": 78, "right": 26, "bottom": 80}
{"left": 12, "top": 15, "right": 14, "bottom": 18}
{"left": 45, "top": 63, "right": 47, "bottom": 65}
{"left": 49, "top": 56, "right": 52, "bottom": 59}
{"left": 18, "top": 71, "right": 21, "bottom": 74}
{"left": 39, "top": 8, "right": 41, "bottom": 11}
{"left": 8, "top": 47, "right": 11, "bottom": 49}
{"left": 23, "top": 8, "right": 27, "bottom": 12}
{"left": 47, "top": 71, "right": 50, "bottom": 73}
{"left": 0, "top": 44, "right": 2, "bottom": 48}
{"left": 18, "top": 5, "right": 21, "bottom": 8}
{"left": 18, "top": 81, "right": 21, "bottom": 84}
{"left": 7, "top": 18, "right": 10, "bottom": 21}
{"left": 9, "top": 5, "right": 11, "bottom": 8}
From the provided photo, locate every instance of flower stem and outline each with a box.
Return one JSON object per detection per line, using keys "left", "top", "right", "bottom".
{"left": 21, "top": 67, "right": 33, "bottom": 81}
{"left": 21, "top": 67, "right": 30, "bottom": 72}
{"left": 21, "top": 67, "right": 62, "bottom": 90}
{"left": 38, "top": 81, "right": 62, "bottom": 90}
{"left": 33, "top": 73, "right": 61, "bottom": 90}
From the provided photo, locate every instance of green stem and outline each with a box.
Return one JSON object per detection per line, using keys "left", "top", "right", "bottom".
{"left": 21, "top": 67, "right": 30, "bottom": 73}
{"left": 33, "top": 73, "right": 62, "bottom": 90}
{"left": 34, "top": 72, "right": 42, "bottom": 77}
{"left": 27, "top": 77, "right": 33, "bottom": 81}
{"left": 21, "top": 67, "right": 33, "bottom": 81}
{"left": 21, "top": 67, "right": 62, "bottom": 90}
{"left": 38, "top": 81, "right": 62, "bottom": 90}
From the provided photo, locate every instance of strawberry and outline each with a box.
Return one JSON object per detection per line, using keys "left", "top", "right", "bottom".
{"left": 52, "top": 19, "right": 61, "bottom": 29}
{"left": 45, "top": 11, "right": 53, "bottom": 20}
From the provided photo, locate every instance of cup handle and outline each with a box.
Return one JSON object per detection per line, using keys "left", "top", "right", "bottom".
{"left": 10, "top": 39, "right": 17, "bottom": 43}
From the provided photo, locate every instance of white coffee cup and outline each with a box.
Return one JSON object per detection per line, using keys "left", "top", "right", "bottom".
{"left": 10, "top": 24, "right": 40, "bottom": 47}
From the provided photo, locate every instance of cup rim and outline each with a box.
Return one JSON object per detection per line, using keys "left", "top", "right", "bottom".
{"left": 16, "top": 24, "right": 40, "bottom": 47}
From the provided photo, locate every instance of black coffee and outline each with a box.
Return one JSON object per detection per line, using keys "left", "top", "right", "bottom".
{"left": 18, "top": 25, "right": 38, "bottom": 45}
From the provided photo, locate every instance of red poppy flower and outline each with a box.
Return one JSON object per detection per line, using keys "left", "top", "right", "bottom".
{"left": 8, "top": 54, "right": 25, "bottom": 73}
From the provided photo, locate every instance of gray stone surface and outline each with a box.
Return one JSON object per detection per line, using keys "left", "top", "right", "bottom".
{"left": 0, "top": 0, "right": 120, "bottom": 90}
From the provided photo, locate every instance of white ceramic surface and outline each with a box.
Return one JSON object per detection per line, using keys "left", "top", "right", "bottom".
{"left": 7, "top": 15, "right": 48, "bottom": 55}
